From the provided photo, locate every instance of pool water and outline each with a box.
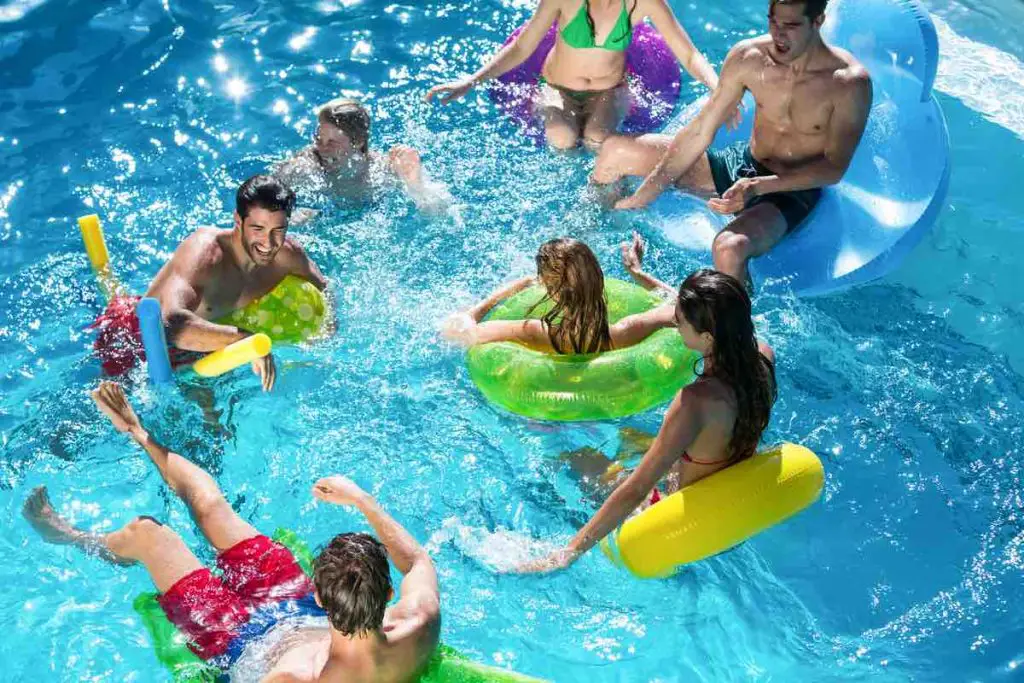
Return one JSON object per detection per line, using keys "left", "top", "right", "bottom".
{"left": 2, "top": 0, "right": 1023, "bottom": 681}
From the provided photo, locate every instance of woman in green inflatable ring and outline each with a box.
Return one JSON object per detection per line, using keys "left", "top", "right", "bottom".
{"left": 443, "top": 235, "right": 700, "bottom": 421}
{"left": 445, "top": 235, "right": 674, "bottom": 352}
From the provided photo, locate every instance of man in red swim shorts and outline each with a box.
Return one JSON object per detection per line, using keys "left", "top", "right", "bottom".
{"left": 92, "top": 174, "right": 328, "bottom": 391}
{"left": 24, "top": 382, "right": 441, "bottom": 682}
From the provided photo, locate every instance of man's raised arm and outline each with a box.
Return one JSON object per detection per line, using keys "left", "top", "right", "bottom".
{"left": 312, "top": 476, "right": 440, "bottom": 629}
{"left": 616, "top": 43, "right": 752, "bottom": 210}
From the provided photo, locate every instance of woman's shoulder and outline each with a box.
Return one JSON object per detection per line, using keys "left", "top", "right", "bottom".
{"left": 679, "top": 377, "right": 736, "bottom": 418}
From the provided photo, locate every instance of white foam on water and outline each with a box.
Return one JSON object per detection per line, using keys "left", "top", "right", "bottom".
{"left": 0, "top": 0, "right": 46, "bottom": 22}
{"left": 426, "top": 517, "right": 563, "bottom": 573}
{"left": 931, "top": 14, "right": 1024, "bottom": 140}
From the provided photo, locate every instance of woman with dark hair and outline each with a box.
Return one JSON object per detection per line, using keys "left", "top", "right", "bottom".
{"left": 515, "top": 267, "right": 777, "bottom": 573}
{"left": 442, "top": 237, "right": 670, "bottom": 353}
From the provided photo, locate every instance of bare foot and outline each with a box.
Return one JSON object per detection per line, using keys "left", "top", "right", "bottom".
{"left": 23, "top": 486, "right": 136, "bottom": 566}
{"left": 23, "top": 486, "right": 81, "bottom": 545}
{"left": 90, "top": 381, "right": 142, "bottom": 434}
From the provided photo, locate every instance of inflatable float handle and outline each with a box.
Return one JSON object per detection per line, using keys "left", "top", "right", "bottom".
{"left": 903, "top": 0, "right": 939, "bottom": 101}
{"left": 136, "top": 298, "right": 173, "bottom": 384}
{"left": 193, "top": 333, "right": 272, "bottom": 378}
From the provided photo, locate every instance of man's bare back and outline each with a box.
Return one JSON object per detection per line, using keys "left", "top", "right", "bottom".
{"left": 258, "top": 604, "right": 440, "bottom": 683}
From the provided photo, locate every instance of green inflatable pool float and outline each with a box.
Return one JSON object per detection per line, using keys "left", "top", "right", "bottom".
{"left": 217, "top": 275, "right": 326, "bottom": 344}
{"left": 133, "top": 529, "right": 545, "bottom": 682}
{"left": 466, "top": 278, "right": 699, "bottom": 421}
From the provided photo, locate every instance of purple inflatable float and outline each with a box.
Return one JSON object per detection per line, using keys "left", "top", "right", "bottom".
{"left": 488, "top": 22, "right": 682, "bottom": 142}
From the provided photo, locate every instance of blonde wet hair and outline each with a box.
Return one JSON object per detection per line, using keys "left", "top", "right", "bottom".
{"left": 531, "top": 238, "right": 613, "bottom": 355}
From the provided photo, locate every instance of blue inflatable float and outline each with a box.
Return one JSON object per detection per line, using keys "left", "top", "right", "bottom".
{"left": 649, "top": 0, "right": 950, "bottom": 296}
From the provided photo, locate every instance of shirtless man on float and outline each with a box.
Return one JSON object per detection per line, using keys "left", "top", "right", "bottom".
{"left": 593, "top": 0, "right": 872, "bottom": 286}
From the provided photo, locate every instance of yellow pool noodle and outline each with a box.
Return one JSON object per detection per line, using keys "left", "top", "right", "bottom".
{"left": 600, "top": 443, "right": 824, "bottom": 578}
{"left": 193, "top": 334, "right": 272, "bottom": 378}
{"left": 77, "top": 214, "right": 110, "bottom": 272}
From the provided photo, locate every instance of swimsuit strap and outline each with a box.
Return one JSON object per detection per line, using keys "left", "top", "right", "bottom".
{"left": 559, "top": 0, "right": 634, "bottom": 52}
{"left": 681, "top": 451, "right": 729, "bottom": 466}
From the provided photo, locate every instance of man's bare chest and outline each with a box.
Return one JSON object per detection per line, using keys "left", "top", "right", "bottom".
{"left": 749, "top": 69, "right": 836, "bottom": 136}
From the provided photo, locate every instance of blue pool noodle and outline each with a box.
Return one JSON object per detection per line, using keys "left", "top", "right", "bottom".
{"left": 650, "top": 0, "right": 950, "bottom": 297}
{"left": 137, "top": 298, "right": 173, "bottom": 383}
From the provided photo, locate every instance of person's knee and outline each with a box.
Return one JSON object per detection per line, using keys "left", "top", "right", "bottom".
{"left": 545, "top": 125, "right": 579, "bottom": 151}
{"left": 582, "top": 127, "right": 611, "bottom": 152}
{"left": 712, "top": 231, "right": 753, "bottom": 269}
{"left": 187, "top": 492, "right": 230, "bottom": 528}
{"left": 108, "top": 515, "right": 165, "bottom": 556}
{"left": 592, "top": 136, "right": 630, "bottom": 183}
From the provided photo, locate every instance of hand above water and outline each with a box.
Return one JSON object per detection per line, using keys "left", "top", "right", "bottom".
{"left": 424, "top": 78, "right": 475, "bottom": 105}
{"left": 440, "top": 312, "right": 477, "bottom": 346}
{"left": 388, "top": 145, "right": 423, "bottom": 187}
{"left": 91, "top": 381, "right": 142, "bottom": 434}
{"left": 251, "top": 352, "right": 276, "bottom": 392}
{"left": 708, "top": 177, "right": 757, "bottom": 215}
{"left": 313, "top": 475, "right": 370, "bottom": 508}
{"left": 620, "top": 231, "right": 646, "bottom": 275}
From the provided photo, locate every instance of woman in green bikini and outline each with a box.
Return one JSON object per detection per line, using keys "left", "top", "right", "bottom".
{"left": 424, "top": 0, "right": 722, "bottom": 150}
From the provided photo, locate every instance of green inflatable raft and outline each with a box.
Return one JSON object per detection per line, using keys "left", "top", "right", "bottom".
{"left": 133, "top": 529, "right": 545, "bottom": 682}
{"left": 466, "top": 278, "right": 699, "bottom": 421}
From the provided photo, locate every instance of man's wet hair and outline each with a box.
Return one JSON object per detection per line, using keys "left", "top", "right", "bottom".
{"left": 236, "top": 174, "right": 296, "bottom": 219}
{"left": 318, "top": 98, "right": 372, "bottom": 154}
{"left": 772, "top": 0, "right": 829, "bottom": 20}
{"left": 313, "top": 532, "right": 392, "bottom": 636}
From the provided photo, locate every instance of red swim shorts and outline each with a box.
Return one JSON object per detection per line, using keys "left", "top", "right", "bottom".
{"left": 89, "top": 295, "right": 196, "bottom": 375}
{"left": 156, "top": 535, "right": 315, "bottom": 661}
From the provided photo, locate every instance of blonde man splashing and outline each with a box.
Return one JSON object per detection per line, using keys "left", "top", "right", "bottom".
{"left": 425, "top": 0, "right": 722, "bottom": 150}
{"left": 594, "top": 0, "right": 872, "bottom": 287}
{"left": 275, "top": 98, "right": 450, "bottom": 214}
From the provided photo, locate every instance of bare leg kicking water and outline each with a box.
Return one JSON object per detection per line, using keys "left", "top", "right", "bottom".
{"left": 89, "top": 381, "right": 258, "bottom": 552}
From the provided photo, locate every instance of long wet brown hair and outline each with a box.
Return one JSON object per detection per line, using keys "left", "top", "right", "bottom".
{"left": 528, "top": 238, "right": 612, "bottom": 354}
{"left": 677, "top": 269, "right": 777, "bottom": 462}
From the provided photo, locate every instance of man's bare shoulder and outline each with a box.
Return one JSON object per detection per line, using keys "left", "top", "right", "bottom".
{"left": 721, "top": 36, "right": 774, "bottom": 82}
{"left": 277, "top": 234, "right": 310, "bottom": 263}
{"left": 730, "top": 35, "right": 775, "bottom": 63}
{"left": 825, "top": 46, "right": 872, "bottom": 91}
{"left": 174, "top": 227, "right": 229, "bottom": 270}
{"left": 275, "top": 148, "right": 320, "bottom": 183}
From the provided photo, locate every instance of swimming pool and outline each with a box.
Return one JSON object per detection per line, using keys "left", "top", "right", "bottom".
{"left": 2, "top": 0, "right": 1023, "bottom": 680}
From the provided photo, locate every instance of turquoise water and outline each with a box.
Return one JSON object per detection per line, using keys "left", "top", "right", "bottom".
{"left": 2, "top": 0, "right": 1024, "bottom": 681}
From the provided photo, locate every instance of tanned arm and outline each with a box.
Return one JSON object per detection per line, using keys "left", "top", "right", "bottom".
{"left": 424, "top": 0, "right": 562, "bottom": 103}
{"left": 616, "top": 41, "right": 751, "bottom": 210}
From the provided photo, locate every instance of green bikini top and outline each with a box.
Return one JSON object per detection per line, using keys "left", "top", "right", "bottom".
{"left": 560, "top": 0, "right": 634, "bottom": 52}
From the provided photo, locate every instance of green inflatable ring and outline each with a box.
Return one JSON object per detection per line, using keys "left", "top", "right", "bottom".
{"left": 133, "top": 529, "right": 546, "bottom": 682}
{"left": 217, "top": 275, "right": 326, "bottom": 344}
{"left": 466, "top": 278, "right": 699, "bottom": 421}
